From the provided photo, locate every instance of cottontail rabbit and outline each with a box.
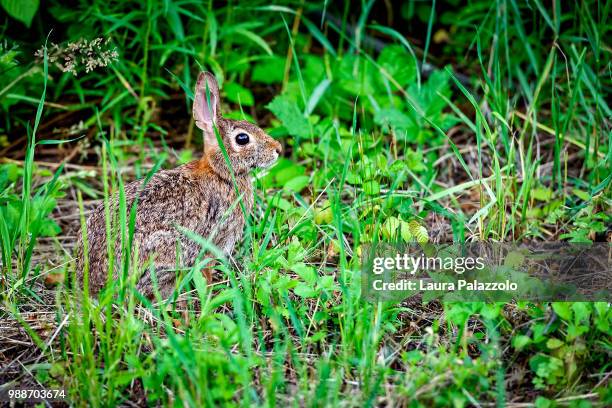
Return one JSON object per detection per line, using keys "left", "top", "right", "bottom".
{"left": 76, "top": 71, "right": 282, "bottom": 298}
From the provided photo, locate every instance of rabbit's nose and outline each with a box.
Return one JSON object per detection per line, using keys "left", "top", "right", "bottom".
{"left": 273, "top": 141, "right": 282, "bottom": 155}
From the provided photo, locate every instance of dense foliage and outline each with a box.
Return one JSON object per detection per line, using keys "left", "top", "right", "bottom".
{"left": 1, "top": 0, "right": 610, "bottom": 406}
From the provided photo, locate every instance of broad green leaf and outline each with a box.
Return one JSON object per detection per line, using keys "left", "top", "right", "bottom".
{"left": 261, "top": 158, "right": 306, "bottom": 187}
{"left": 566, "top": 323, "right": 588, "bottom": 341}
{"left": 546, "top": 338, "right": 564, "bottom": 349}
{"left": 400, "top": 221, "right": 413, "bottom": 242}
{"left": 512, "top": 334, "right": 531, "bottom": 350}
{"left": 552, "top": 302, "right": 571, "bottom": 321}
{"left": 224, "top": 82, "right": 254, "bottom": 106}
{"left": 317, "top": 275, "right": 335, "bottom": 291}
{"left": 413, "top": 69, "right": 451, "bottom": 120}
{"left": 382, "top": 216, "right": 401, "bottom": 240}
{"left": 531, "top": 187, "right": 553, "bottom": 201}
{"left": 284, "top": 175, "right": 310, "bottom": 192}
{"left": 374, "top": 108, "right": 416, "bottom": 136}
{"left": 377, "top": 44, "right": 417, "bottom": 87}
{"left": 291, "top": 262, "right": 316, "bottom": 284}
{"left": 294, "top": 282, "right": 317, "bottom": 298}
{"left": 1, "top": 0, "right": 39, "bottom": 27}
{"left": 363, "top": 180, "right": 380, "bottom": 196}
{"left": 314, "top": 204, "right": 333, "bottom": 225}
{"left": 267, "top": 95, "right": 310, "bottom": 138}
{"left": 252, "top": 56, "right": 285, "bottom": 84}
{"left": 38, "top": 219, "right": 61, "bottom": 237}
{"left": 408, "top": 220, "right": 429, "bottom": 244}
{"left": 404, "top": 149, "right": 427, "bottom": 172}
{"left": 571, "top": 302, "right": 591, "bottom": 324}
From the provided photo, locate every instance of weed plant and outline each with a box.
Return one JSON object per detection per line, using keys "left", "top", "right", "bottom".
{"left": 0, "top": 0, "right": 610, "bottom": 406}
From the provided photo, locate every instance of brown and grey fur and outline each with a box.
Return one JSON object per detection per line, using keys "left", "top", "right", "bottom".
{"left": 76, "top": 72, "right": 282, "bottom": 298}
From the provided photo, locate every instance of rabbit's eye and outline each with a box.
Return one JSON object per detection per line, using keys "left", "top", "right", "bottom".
{"left": 235, "top": 133, "right": 250, "bottom": 146}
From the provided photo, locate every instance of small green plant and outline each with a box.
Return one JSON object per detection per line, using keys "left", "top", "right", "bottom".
{"left": 1, "top": 0, "right": 610, "bottom": 405}
{"left": 0, "top": 162, "right": 64, "bottom": 275}
{"left": 512, "top": 302, "right": 611, "bottom": 391}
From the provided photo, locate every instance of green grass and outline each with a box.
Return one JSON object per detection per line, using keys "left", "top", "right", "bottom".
{"left": 1, "top": 0, "right": 611, "bottom": 406}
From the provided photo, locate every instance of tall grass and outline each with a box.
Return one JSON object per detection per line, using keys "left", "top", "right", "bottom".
{"left": 1, "top": 0, "right": 610, "bottom": 406}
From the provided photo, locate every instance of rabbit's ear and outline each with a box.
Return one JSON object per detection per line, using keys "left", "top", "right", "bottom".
{"left": 193, "top": 72, "right": 221, "bottom": 146}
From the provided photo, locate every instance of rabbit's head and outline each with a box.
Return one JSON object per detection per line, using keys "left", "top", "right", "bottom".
{"left": 193, "top": 72, "right": 282, "bottom": 177}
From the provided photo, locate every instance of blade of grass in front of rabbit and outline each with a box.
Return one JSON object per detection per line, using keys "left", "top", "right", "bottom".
{"left": 203, "top": 80, "right": 248, "bottom": 220}
{"left": 204, "top": 82, "right": 260, "bottom": 351}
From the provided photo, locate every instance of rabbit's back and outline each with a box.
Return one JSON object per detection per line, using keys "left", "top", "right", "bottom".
{"left": 76, "top": 161, "right": 253, "bottom": 295}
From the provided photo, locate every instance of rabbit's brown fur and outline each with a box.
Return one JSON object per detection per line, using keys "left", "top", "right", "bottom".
{"left": 76, "top": 72, "right": 281, "bottom": 298}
